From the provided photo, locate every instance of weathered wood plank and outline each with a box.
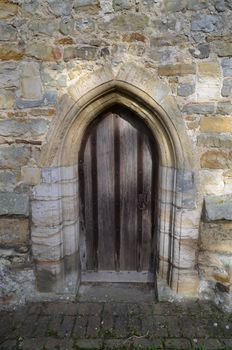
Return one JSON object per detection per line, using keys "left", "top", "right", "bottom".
{"left": 119, "top": 115, "right": 138, "bottom": 270}
{"left": 141, "top": 136, "right": 153, "bottom": 270}
{"left": 96, "top": 114, "right": 116, "bottom": 270}
{"left": 83, "top": 137, "right": 94, "bottom": 270}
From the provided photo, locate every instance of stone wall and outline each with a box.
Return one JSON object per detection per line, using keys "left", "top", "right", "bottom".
{"left": 0, "top": 0, "right": 232, "bottom": 310}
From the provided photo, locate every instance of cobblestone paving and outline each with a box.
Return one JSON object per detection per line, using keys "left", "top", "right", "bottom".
{"left": 0, "top": 300, "right": 231, "bottom": 350}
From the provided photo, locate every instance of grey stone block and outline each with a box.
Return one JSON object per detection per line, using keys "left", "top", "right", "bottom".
{"left": 177, "top": 83, "right": 195, "bottom": 97}
{"left": 222, "top": 58, "right": 232, "bottom": 77}
{"left": 189, "top": 43, "right": 210, "bottom": 59}
{"left": 221, "top": 78, "right": 232, "bottom": 97}
{"left": 0, "top": 192, "right": 29, "bottom": 216}
{"left": 204, "top": 194, "right": 232, "bottom": 221}
{"left": 191, "top": 14, "right": 218, "bottom": 33}
{"left": 182, "top": 103, "right": 215, "bottom": 114}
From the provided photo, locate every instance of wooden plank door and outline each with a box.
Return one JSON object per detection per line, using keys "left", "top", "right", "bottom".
{"left": 79, "top": 107, "right": 158, "bottom": 281}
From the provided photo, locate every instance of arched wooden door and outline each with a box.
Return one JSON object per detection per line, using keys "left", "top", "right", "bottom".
{"left": 79, "top": 106, "right": 159, "bottom": 283}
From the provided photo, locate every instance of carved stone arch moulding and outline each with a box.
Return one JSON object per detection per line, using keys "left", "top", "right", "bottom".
{"left": 32, "top": 63, "right": 200, "bottom": 296}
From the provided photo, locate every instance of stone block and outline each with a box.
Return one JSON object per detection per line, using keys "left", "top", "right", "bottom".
{"left": 177, "top": 83, "right": 195, "bottom": 97}
{"left": 29, "top": 19, "right": 59, "bottom": 36}
{"left": 0, "top": 62, "right": 19, "bottom": 89}
{"left": 197, "top": 134, "right": 232, "bottom": 149}
{"left": 47, "top": 0, "right": 73, "bottom": 16}
{"left": 0, "top": 119, "right": 48, "bottom": 138}
{"left": 215, "top": 0, "right": 227, "bottom": 11}
{"left": 197, "top": 61, "right": 221, "bottom": 100}
{"left": 221, "top": 78, "right": 232, "bottom": 97}
{"left": 0, "top": 89, "right": 15, "bottom": 109}
{"left": 0, "top": 43, "right": 24, "bottom": 60}
{"left": 21, "top": 167, "right": 41, "bottom": 186}
{"left": 20, "top": 62, "right": 43, "bottom": 100}
{"left": 189, "top": 43, "right": 210, "bottom": 59}
{"left": 0, "top": 192, "right": 29, "bottom": 216}
{"left": 0, "top": 218, "right": 29, "bottom": 246}
{"left": 59, "top": 18, "right": 75, "bottom": 35}
{"left": 158, "top": 63, "right": 196, "bottom": 76}
{"left": 162, "top": 0, "right": 187, "bottom": 12}
{"left": 74, "top": 0, "right": 100, "bottom": 13}
{"left": 204, "top": 194, "right": 232, "bottom": 221}
{"left": 187, "top": 0, "right": 208, "bottom": 10}
{"left": 0, "top": 1, "right": 18, "bottom": 19}
{"left": 0, "top": 170, "right": 17, "bottom": 191}
{"left": 201, "top": 150, "right": 231, "bottom": 169}
{"left": 26, "top": 43, "right": 62, "bottom": 61}
{"left": 217, "top": 101, "right": 232, "bottom": 115}
{"left": 0, "top": 24, "right": 17, "bottom": 41}
{"left": 200, "top": 221, "right": 232, "bottom": 253}
{"left": 200, "top": 116, "right": 232, "bottom": 133}
{"left": 191, "top": 14, "right": 219, "bottom": 33}
{"left": 100, "top": 14, "right": 149, "bottom": 32}
{"left": 64, "top": 46, "right": 98, "bottom": 61}
{"left": 0, "top": 145, "right": 31, "bottom": 170}
{"left": 199, "top": 170, "right": 224, "bottom": 195}
{"left": 215, "top": 41, "right": 232, "bottom": 57}
{"left": 182, "top": 103, "right": 215, "bottom": 114}
{"left": 221, "top": 58, "right": 232, "bottom": 77}
{"left": 32, "top": 200, "right": 62, "bottom": 227}
{"left": 113, "top": 0, "right": 134, "bottom": 10}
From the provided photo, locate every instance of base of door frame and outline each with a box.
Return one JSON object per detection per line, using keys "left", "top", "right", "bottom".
{"left": 81, "top": 270, "right": 154, "bottom": 283}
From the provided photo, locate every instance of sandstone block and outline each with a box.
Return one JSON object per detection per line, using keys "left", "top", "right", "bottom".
{"left": 63, "top": 46, "right": 98, "bottom": 61}
{"left": 215, "top": 41, "right": 232, "bottom": 57}
{"left": 122, "top": 32, "right": 146, "bottom": 43}
{"left": 199, "top": 170, "right": 224, "bottom": 195}
{"left": 221, "top": 78, "right": 232, "bottom": 97}
{"left": 20, "top": 62, "right": 43, "bottom": 100}
{"left": 158, "top": 64, "right": 196, "bottom": 76}
{"left": 101, "top": 14, "right": 149, "bottom": 32}
{"left": 0, "top": 24, "right": 17, "bottom": 41}
{"left": 162, "top": 0, "right": 187, "bottom": 11}
{"left": 74, "top": 0, "right": 100, "bottom": 12}
{"left": 189, "top": 43, "right": 210, "bottom": 59}
{"left": 217, "top": 101, "right": 232, "bottom": 115}
{"left": 0, "top": 192, "right": 29, "bottom": 216}
{"left": 204, "top": 194, "right": 232, "bottom": 221}
{"left": 197, "top": 61, "right": 221, "bottom": 100}
{"left": 197, "top": 134, "right": 232, "bottom": 149}
{"left": 200, "top": 116, "right": 232, "bottom": 133}
{"left": 32, "top": 200, "right": 62, "bottom": 227}
{"left": 221, "top": 58, "right": 232, "bottom": 77}
{"left": 0, "top": 119, "right": 48, "bottom": 138}
{"left": 0, "top": 145, "right": 31, "bottom": 170}
{"left": 191, "top": 14, "right": 219, "bottom": 33}
{"left": 0, "top": 44, "right": 24, "bottom": 60}
{"left": 0, "top": 218, "right": 29, "bottom": 246}
{"left": 0, "top": 89, "right": 15, "bottom": 109}
{"left": 21, "top": 167, "right": 41, "bottom": 186}
{"left": 182, "top": 103, "right": 215, "bottom": 114}
{"left": 201, "top": 150, "right": 231, "bottom": 169}
{"left": 26, "top": 43, "right": 62, "bottom": 61}
{"left": 200, "top": 222, "right": 232, "bottom": 253}
{"left": 0, "top": 1, "right": 18, "bottom": 19}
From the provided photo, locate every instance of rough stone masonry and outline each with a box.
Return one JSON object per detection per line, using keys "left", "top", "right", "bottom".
{"left": 0, "top": 0, "right": 231, "bottom": 311}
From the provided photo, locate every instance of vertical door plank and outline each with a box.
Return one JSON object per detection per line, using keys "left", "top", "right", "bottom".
{"left": 96, "top": 114, "right": 116, "bottom": 270}
{"left": 141, "top": 137, "right": 153, "bottom": 270}
{"left": 119, "top": 116, "right": 138, "bottom": 270}
{"left": 83, "top": 138, "right": 94, "bottom": 270}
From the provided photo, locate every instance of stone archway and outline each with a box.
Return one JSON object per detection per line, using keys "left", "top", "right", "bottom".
{"left": 32, "top": 63, "right": 200, "bottom": 297}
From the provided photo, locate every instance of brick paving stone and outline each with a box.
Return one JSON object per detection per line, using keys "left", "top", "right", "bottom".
{"left": 46, "top": 337, "right": 74, "bottom": 350}
{"left": 114, "top": 314, "right": 128, "bottom": 338}
{"left": 40, "top": 301, "right": 67, "bottom": 315}
{"left": 59, "top": 315, "right": 75, "bottom": 337}
{"left": 65, "top": 302, "right": 79, "bottom": 315}
{"left": 141, "top": 315, "right": 154, "bottom": 335}
{"left": 133, "top": 337, "right": 164, "bottom": 348}
{"left": 152, "top": 302, "right": 179, "bottom": 316}
{"left": 47, "top": 314, "right": 63, "bottom": 336}
{"left": 194, "top": 318, "right": 210, "bottom": 338}
{"left": 20, "top": 337, "right": 48, "bottom": 350}
{"left": 73, "top": 315, "right": 88, "bottom": 338}
{"left": 164, "top": 338, "right": 192, "bottom": 349}
{"left": 0, "top": 340, "right": 17, "bottom": 350}
{"left": 86, "top": 315, "right": 101, "bottom": 338}
{"left": 74, "top": 339, "right": 103, "bottom": 349}
{"left": 77, "top": 302, "right": 103, "bottom": 316}
{"left": 193, "top": 338, "right": 224, "bottom": 349}
{"left": 19, "top": 314, "right": 38, "bottom": 337}
{"left": 32, "top": 315, "right": 50, "bottom": 337}
{"left": 165, "top": 315, "right": 182, "bottom": 337}
{"left": 222, "top": 338, "right": 232, "bottom": 346}
{"left": 127, "top": 314, "right": 142, "bottom": 337}
{"left": 152, "top": 315, "right": 169, "bottom": 338}
{"left": 179, "top": 316, "right": 197, "bottom": 338}
{"left": 101, "top": 305, "right": 114, "bottom": 337}
{"left": 104, "top": 339, "right": 127, "bottom": 349}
